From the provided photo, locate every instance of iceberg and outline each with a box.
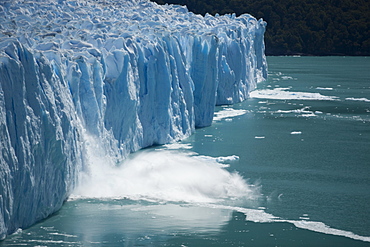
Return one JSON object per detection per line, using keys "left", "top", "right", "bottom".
{"left": 0, "top": 0, "right": 267, "bottom": 239}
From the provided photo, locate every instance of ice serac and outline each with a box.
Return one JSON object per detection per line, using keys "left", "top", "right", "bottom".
{"left": 0, "top": 0, "right": 267, "bottom": 239}
{"left": 0, "top": 40, "right": 83, "bottom": 238}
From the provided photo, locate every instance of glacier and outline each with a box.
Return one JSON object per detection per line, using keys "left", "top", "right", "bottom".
{"left": 0, "top": 0, "right": 267, "bottom": 239}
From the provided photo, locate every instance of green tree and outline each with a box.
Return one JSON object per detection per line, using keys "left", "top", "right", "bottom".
{"left": 152, "top": 0, "right": 370, "bottom": 55}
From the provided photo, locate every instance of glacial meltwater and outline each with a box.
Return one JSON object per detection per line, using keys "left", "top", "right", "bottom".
{"left": 2, "top": 56, "right": 370, "bottom": 246}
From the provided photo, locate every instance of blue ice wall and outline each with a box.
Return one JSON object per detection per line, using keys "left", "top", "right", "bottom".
{"left": 0, "top": 0, "right": 267, "bottom": 239}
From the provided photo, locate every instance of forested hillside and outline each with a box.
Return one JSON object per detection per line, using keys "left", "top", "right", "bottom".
{"left": 153, "top": 0, "right": 370, "bottom": 56}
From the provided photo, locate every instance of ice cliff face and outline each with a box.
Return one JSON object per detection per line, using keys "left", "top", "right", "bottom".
{"left": 0, "top": 0, "right": 267, "bottom": 239}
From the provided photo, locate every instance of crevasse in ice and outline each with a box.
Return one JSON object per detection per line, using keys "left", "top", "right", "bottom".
{"left": 0, "top": 0, "right": 267, "bottom": 239}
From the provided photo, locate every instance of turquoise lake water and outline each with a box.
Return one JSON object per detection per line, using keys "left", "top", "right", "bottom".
{"left": 1, "top": 56, "right": 370, "bottom": 246}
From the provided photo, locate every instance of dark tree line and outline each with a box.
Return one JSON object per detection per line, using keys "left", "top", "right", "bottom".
{"left": 152, "top": 0, "right": 370, "bottom": 56}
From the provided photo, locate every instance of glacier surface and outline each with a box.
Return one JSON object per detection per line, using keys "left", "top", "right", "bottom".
{"left": 0, "top": 0, "right": 266, "bottom": 239}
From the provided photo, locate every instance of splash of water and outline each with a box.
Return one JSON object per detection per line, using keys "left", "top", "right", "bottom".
{"left": 72, "top": 142, "right": 260, "bottom": 204}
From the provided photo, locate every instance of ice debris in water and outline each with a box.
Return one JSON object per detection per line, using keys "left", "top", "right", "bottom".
{"left": 290, "top": 131, "right": 302, "bottom": 135}
{"left": 250, "top": 88, "right": 338, "bottom": 101}
{"left": 0, "top": 0, "right": 267, "bottom": 239}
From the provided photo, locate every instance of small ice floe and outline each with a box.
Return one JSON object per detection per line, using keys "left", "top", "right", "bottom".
{"left": 215, "top": 155, "right": 239, "bottom": 163}
{"left": 276, "top": 106, "right": 311, "bottom": 114}
{"left": 250, "top": 88, "right": 339, "bottom": 101}
{"left": 213, "top": 108, "right": 247, "bottom": 121}
{"left": 275, "top": 106, "right": 318, "bottom": 117}
{"left": 299, "top": 214, "right": 310, "bottom": 220}
{"left": 301, "top": 112, "right": 316, "bottom": 117}
{"left": 281, "top": 76, "right": 294, "bottom": 80}
{"left": 316, "top": 87, "right": 333, "bottom": 90}
{"left": 48, "top": 232, "right": 78, "bottom": 238}
{"left": 290, "top": 131, "right": 302, "bottom": 135}
{"left": 163, "top": 143, "right": 193, "bottom": 150}
{"left": 255, "top": 136, "right": 265, "bottom": 139}
{"left": 197, "top": 155, "right": 239, "bottom": 165}
{"left": 13, "top": 228, "right": 23, "bottom": 235}
{"left": 345, "top": 97, "right": 370, "bottom": 102}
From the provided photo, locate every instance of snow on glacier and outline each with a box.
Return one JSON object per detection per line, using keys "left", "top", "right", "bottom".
{"left": 0, "top": 0, "right": 267, "bottom": 239}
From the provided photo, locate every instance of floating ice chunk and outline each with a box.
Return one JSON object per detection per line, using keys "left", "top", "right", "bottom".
{"left": 250, "top": 88, "right": 338, "bottom": 101}
{"left": 255, "top": 136, "right": 265, "bottom": 139}
{"left": 316, "top": 87, "right": 333, "bottom": 90}
{"left": 281, "top": 76, "right": 294, "bottom": 80}
{"left": 215, "top": 155, "right": 240, "bottom": 163}
{"left": 345, "top": 97, "right": 370, "bottom": 102}
{"left": 276, "top": 106, "right": 313, "bottom": 115}
{"left": 163, "top": 143, "right": 193, "bottom": 150}
{"left": 213, "top": 108, "right": 247, "bottom": 121}
{"left": 290, "top": 131, "right": 302, "bottom": 135}
{"left": 288, "top": 220, "right": 370, "bottom": 242}
{"left": 299, "top": 213, "right": 310, "bottom": 220}
{"left": 215, "top": 206, "right": 278, "bottom": 223}
{"left": 210, "top": 204, "right": 370, "bottom": 242}
{"left": 301, "top": 113, "right": 317, "bottom": 117}
{"left": 48, "top": 232, "right": 78, "bottom": 238}
{"left": 13, "top": 229, "right": 23, "bottom": 235}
